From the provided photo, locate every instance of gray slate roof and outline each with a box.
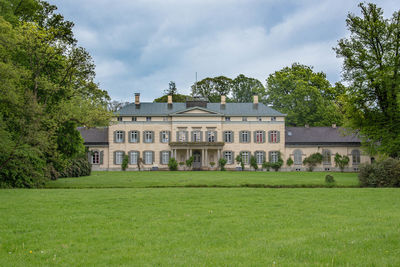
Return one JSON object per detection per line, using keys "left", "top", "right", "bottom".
{"left": 78, "top": 127, "right": 108, "bottom": 145}
{"left": 285, "top": 127, "right": 361, "bottom": 144}
{"left": 116, "top": 102, "right": 285, "bottom": 116}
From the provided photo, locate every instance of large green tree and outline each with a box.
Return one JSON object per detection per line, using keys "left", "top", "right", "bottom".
{"left": 334, "top": 3, "right": 400, "bottom": 157}
{"left": 231, "top": 74, "right": 266, "bottom": 103}
{"left": 265, "top": 63, "right": 343, "bottom": 127}
{"left": 191, "top": 76, "right": 232, "bottom": 102}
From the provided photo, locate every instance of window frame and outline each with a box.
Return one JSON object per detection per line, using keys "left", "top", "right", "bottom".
{"left": 207, "top": 131, "right": 216, "bottom": 142}
{"left": 129, "top": 151, "right": 139, "bottom": 165}
{"left": 322, "top": 149, "right": 332, "bottom": 165}
{"left": 115, "top": 151, "right": 124, "bottom": 165}
{"left": 146, "top": 116, "right": 152, "bottom": 121}
{"left": 293, "top": 149, "right": 302, "bottom": 165}
{"left": 223, "top": 151, "right": 234, "bottom": 165}
{"left": 92, "top": 151, "right": 100, "bottom": 164}
{"left": 161, "top": 151, "right": 170, "bottom": 165}
{"left": 352, "top": 149, "right": 361, "bottom": 165}
{"left": 143, "top": 151, "right": 153, "bottom": 165}
{"left": 130, "top": 130, "right": 139, "bottom": 143}
{"left": 240, "top": 131, "right": 250, "bottom": 143}
{"left": 269, "top": 151, "right": 279, "bottom": 163}
{"left": 269, "top": 130, "right": 278, "bottom": 143}
{"left": 240, "top": 151, "right": 250, "bottom": 165}
{"left": 160, "top": 131, "right": 169, "bottom": 143}
{"left": 255, "top": 151, "right": 265, "bottom": 164}
{"left": 115, "top": 130, "right": 124, "bottom": 143}
{"left": 224, "top": 131, "right": 233, "bottom": 143}
{"left": 255, "top": 130, "right": 264, "bottom": 143}
{"left": 144, "top": 131, "right": 153, "bottom": 143}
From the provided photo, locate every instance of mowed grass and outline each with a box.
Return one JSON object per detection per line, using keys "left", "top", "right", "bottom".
{"left": 46, "top": 171, "right": 359, "bottom": 188}
{"left": 0, "top": 188, "right": 399, "bottom": 266}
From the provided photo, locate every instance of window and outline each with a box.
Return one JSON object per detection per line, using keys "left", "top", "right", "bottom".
{"left": 132, "top": 117, "right": 137, "bottom": 121}
{"left": 92, "top": 151, "right": 100, "bottom": 164}
{"left": 240, "top": 151, "right": 250, "bottom": 164}
{"left": 117, "top": 116, "right": 122, "bottom": 122}
{"left": 193, "top": 131, "right": 201, "bottom": 142}
{"left": 224, "top": 151, "right": 233, "bottom": 164}
{"left": 129, "top": 151, "right": 139, "bottom": 165}
{"left": 242, "top": 117, "right": 247, "bottom": 121}
{"left": 115, "top": 131, "right": 124, "bottom": 143}
{"left": 160, "top": 131, "right": 169, "bottom": 143}
{"left": 255, "top": 131, "right": 264, "bottom": 143}
{"left": 322, "top": 149, "right": 331, "bottom": 165}
{"left": 207, "top": 131, "right": 216, "bottom": 142}
{"left": 224, "top": 131, "right": 233, "bottom": 143}
{"left": 161, "top": 151, "right": 170, "bottom": 165}
{"left": 256, "top": 151, "right": 265, "bottom": 164}
{"left": 177, "top": 131, "right": 187, "bottom": 142}
{"left": 146, "top": 116, "right": 151, "bottom": 121}
{"left": 257, "top": 116, "right": 262, "bottom": 121}
{"left": 293, "top": 150, "right": 302, "bottom": 165}
{"left": 271, "top": 116, "right": 276, "bottom": 121}
{"left": 352, "top": 150, "right": 360, "bottom": 165}
{"left": 269, "top": 151, "right": 279, "bottom": 163}
{"left": 144, "top": 131, "right": 153, "bottom": 143}
{"left": 130, "top": 131, "right": 139, "bottom": 143}
{"left": 144, "top": 151, "right": 153, "bottom": 165}
{"left": 269, "top": 130, "right": 279, "bottom": 143}
{"left": 225, "top": 117, "right": 231, "bottom": 121}
{"left": 115, "top": 151, "right": 124, "bottom": 165}
{"left": 240, "top": 131, "right": 250, "bottom": 143}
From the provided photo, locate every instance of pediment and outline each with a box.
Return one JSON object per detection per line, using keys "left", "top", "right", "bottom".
{"left": 170, "top": 107, "right": 223, "bottom": 116}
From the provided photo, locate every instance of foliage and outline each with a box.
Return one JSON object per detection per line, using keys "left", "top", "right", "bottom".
{"left": 334, "top": 153, "right": 350, "bottom": 172}
{"left": 235, "top": 155, "right": 245, "bottom": 171}
{"left": 266, "top": 63, "right": 343, "bottom": 126}
{"left": 185, "top": 156, "right": 194, "bottom": 170}
{"left": 231, "top": 74, "right": 266, "bottom": 103}
{"left": 137, "top": 157, "right": 143, "bottom": 171}
{"left": 59, "top": 156, "right": 91, "bottom": 178}
{"left": 270, "top": 153, "right": 284, "bottom": 171}
{"left": 250, "top": 155, "right": 258, "bottom": 171}
{"left": 303, "top": 153, "right": 323, "bottom": 171}
{"left": 262, "top": 161, "right": 271, "bottom": 171}
{"left": 164, "top": 81, "right": 177, "bottom": 95}
{"left": 286, "top": 157, "right": 294, "bottom": 167}
{"left": 179, "top": 161, "right": 185, "bottom": 166}
{"left": 209, "top": 162, "right": 215, "bottom": 168}
{"left": 191, "top": 76, "right": 232, "bottom": 102}
{"left": 154, "top": 94, "right": 188, "bottom": 103}
{"left": 168, "top": 157, "right": 178, "bottom": 171}
{"left": 218, "top": 157, "right": 227, "bottom": 171}
{"left": 108, "top": 100, "right": 129, "bottom": 112}
{"left": 0, "top": 1, "right": 111, "bottom": 187}
{"left": 334, "top": 3, "right": 400, "bottom": 157}
{"left": 358, "top": 158, "right": 400, "bottom": 187}
{"left": 121, "top": 155, "right": 129, "bottom": 171}
{"left": 325, "top": 174, "right": 335, "bottom": 185}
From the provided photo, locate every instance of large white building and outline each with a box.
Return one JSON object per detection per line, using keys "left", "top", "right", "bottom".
{"left": 79, "top": 93, "right": 370, "bottom": 171}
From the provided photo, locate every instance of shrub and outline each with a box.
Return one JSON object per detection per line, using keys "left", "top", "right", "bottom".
{"left": 325, "top": 174, "right": 335, "bottom": 184}
{"left": 334, "top": 153, "right": 350, "bottom": 172}
{"left": 286, "top": 157, "right": 294, "bottom": 167}
{"left": 60, "top": 156, "right": 91, "bottom": 178}
{"left": 186, "top": 156, "right": 194, "bottom": 170}
{"left": 178, "top": 161, "right": 185, "bottom": 169}
{"left": 250, "top": 155, "right": 258, "bottom": 171}
{"left": 359, "top": 158, "right": 400, "bottom": 187}
{"left": 168, "top": 157, "right": 178, "bottom": 171}
{"left": 122, "top": 154, "right": 129, "bottom": 171}
{"left": 209, "top": 162, "right": 215, "bottom": 168}
{"left": 262, "top": 161, "right": 271, "bottom": 171}
{"left": 218, "top": 157, "right": 227, "bottom": 171}
{"left": 271, "top": 152, "right": 284, "bottom": 171}
{"left": 303, "top": 153, "right": 323, "bottom": 171}
{"left": 235, "top": 155, "right": 245, "bottom": 171}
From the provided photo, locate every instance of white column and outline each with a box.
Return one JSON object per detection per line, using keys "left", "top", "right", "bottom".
{"left": 190, "top": 149, "right": 192, "bottom": 157}
{"left": 186, "top": 149, "right": 189, "bottom": 160}
{"left": 205, "top": 149, "right": 208, "bottom": 167}
{"left": 201, "top": 149, "right": 205, "bottom": 166}
{"left": 217, "top": 149, "right": 220, "bottom": 161}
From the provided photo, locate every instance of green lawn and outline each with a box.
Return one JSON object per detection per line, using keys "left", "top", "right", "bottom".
{"left": 46, "top": 171, "right": 359, "bottom": 188}
{"left": 0, "top": 188, "right": 399, "bottom": 266}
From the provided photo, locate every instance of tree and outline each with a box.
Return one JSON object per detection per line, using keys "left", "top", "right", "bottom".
{"left": 266, "top": 63, "right": 343, "bottom": 126}
{"left": 231, "top": 74, "right": 266, "bottom": 103}
{"left": 303, "top": 153, "right": 323, "bottom": 172}
{"left": 218, "top": 157, "right": 227, "bottom": 171}
{"left": 334, "top": 153, "right": 350, "bottom": 172}
{"left": 235, "top": 155, "right": 244, "bottom": 171}
{"left": 334, "top": 3, "right": 400, "bottom": 157}
{"left": 154, "top": 94, "right": 188, "bottom": 103}
{"left": 108, "top": 100, "right": 129, "bottom": 112}
{"left": 250, "top": 155, "right": 258, "bottom": 171}
{"left": 191, "top": 76, "right": 232, "bottom": 102}
{"left": 164, "top": 81, "right": 177, "bottom": 95}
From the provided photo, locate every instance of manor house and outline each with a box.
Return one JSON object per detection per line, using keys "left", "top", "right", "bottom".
{"left": 79, "top": 93, "right": 370, "bottom": 171}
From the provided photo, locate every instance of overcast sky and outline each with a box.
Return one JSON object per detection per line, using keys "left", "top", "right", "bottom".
{"left": 50, "top": 0, "right": 398, "bottom": 102}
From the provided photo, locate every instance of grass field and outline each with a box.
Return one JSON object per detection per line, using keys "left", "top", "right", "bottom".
{"left": 46, "top": 171, "right": 360, "bottom": 188}
{"left": 1, "top": 172, "right": 400, "bottom": 266}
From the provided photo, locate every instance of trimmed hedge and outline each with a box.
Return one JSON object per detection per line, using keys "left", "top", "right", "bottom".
{"left": 359, "top": 158, "right": 400, "bottom": 187}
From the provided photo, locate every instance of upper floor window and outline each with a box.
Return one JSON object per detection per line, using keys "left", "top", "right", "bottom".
{"left": 256, "top": 151, "right": 265, "bottom": 164}
{"left": 271, "top": 116, "right": 276, "bottom": 121}
{"left": 143, "top": 151, "right": 153, "bottom": 165}
{"left": 161, "top": 151, "right": 170, "bottom": 165}
{"left": 144, "top": 131, "right": 153, "bottom": 143}
{"left": 269, "top": 130, "right": 279, "bottom": 143}
{"left": 92, "top": 151, "right": 100, "bottom": 164}
{"left": 192, "top": 131, "right": 202, "bottom": 142}
{"left": 352, "top": 150, "right": 360, "bottom": 165}
{"left": 242, "top": 117, "right": 247, "bottom": 121}
{"left": 257, "top": 116, "right": 262, "bottom": 121}
{"left": 225, "top": 117, "right": 231, "bottom": 121}
{"left": 269, "top": 151, "right": 279, "bottom": 163}
{"left": 117, "top": 116, "right": 123, "bottom": 122}
{"left": 129, "top": 151, "right": 139, "bottom": 165}
{"left": 240, "top": 131, "right": 250, "bottom": 143}
{"left": 322, "top": 149, "right": 331, "bottom": 165}
{"left": 255, "top": 130, "right": 264, "bottom": 143}
{"left": 207, "top": 131, "right": 216, "bottom": 142}
{"left": 224, "top": 131, "right": 233, "bottom": 143}
{"left": 293, "top": 149, "right": 302, "bottom": 165}
{"left": 115, "top": 151, "right": 124, "bottom": 165}
{"left": 130, "top": 131, "right": 139, "bottom": 143}
{"left": 132, "top": 117, "right": 137, "bottom": 121}
{"left": 223, "top": 151, "right": 233, "bottom": 164}
{"left": 163, "top": 117, "right": 168, "bottom": 121}
{"left": 240, "top": 151, "right": 250, "bottom": 165}
{"left": 115, "top": 131, "right": 124, "bottom": 143}
{"left": 146, "top": 116, "right": 151, "bottom": 121}
{"left": 160, "top": 131, "right": 169, "bottom": 143}
{"left": 177, "top": 131, "right": 187, "bottom": 142}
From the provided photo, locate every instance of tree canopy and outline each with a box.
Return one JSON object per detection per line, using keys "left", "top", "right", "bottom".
{"left": 191, "top": 76, "right": 232, "bottom": 102}
{"left": 231, "top": 74, "right": 266, "bottom": 103}
{"left": 334, "top": 3, "right": 400, "bottom": 157}
{"left": 265, "top": 63, "right": 343, "bottom": 127}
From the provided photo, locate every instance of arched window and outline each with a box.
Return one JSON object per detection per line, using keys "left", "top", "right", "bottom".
{"left": 92, "top": 151, "right": 100, "bottom": 164}
{"left": 322, "top": 149, "right": 331, "bottom": 165}
{"left": 352, "top": 150, "right": 360, "bottom": 165}
{"left": 293, "top": 150, "right": 302, "bottom": 165}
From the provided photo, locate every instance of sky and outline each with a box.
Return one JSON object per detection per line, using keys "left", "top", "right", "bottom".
{"left": 49, "top": 0, "right": 398, "bottom": 102}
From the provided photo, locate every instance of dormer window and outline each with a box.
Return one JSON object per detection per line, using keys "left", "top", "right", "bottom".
{"left": 257, "top": 116, "right": 262, "bottom": 121}
{"left": 271, "top": 116, "right": 276, "bottom": 121}
{"left": 225, "top": 117, "right": 231, "bottom": 121}
{"left": 146, "top": 117, "right": 151, "bottom": 121}
{"left": 117, "top": 116, "right": 122, "bottom": 122}
{"left": 132, "top": 117, "right": 137, "bottom": 121}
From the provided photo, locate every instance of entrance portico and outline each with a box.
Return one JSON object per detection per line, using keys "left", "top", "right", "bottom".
{"left": 170, "top": 142, "right": 224, "bottom": 169}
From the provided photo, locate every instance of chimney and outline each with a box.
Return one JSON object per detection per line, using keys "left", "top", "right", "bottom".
{"left": 135, "top": 93, "right": 140, "bottom": 105}
{"left": 253, "top": 95, "right": 259, "bottom": 104}
{"left": 332, "top": 123, "right": 337, "bottom": 128}
{"left": 168, "top": 95, "right": 172, "bottom": 104}
{"left": 221, "top": 95, "right": 226, "bottom": 105}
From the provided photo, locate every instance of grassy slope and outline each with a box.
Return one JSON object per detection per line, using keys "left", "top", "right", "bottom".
{"left": 0, "top": 188, "right": 399, "bottom": 266}
{"left": 46, "top": 171, "right": 359, "bottom": 188}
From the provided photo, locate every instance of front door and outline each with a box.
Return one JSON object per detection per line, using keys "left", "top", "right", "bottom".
{"left": 193, "top": 151, "right": 201, "bottom": 169}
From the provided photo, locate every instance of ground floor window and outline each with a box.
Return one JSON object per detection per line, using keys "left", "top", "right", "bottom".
{"left": 224, "top": 151, "right": 233, "bottom": 164}
{"left": 352, "top": 149, "right": 360, "bottom": 165}
{"left": 130, "top": 151, "right": 139, "bottom": 165}
{"left": 240, "top": 151, "right": 250, "bottom": 164}
{"left": 161, "top": 151, "right": 170, "bottom": 165}
{"left": 256, "top": 151, "right": 264, "bottom": 164}
{"left": 144, "top": 151, "right": 153, "bottom": 165}
{"left": 115, "top": 151, "right": 124, "bottom": 165}
{"left": 270, "top": 151, "right": 279, "bottom": 163}
{"left": 92, "top": 151, "right": 99, "bottom": 164}
{"left": 293, "top": 149, "right": 302, "bottom": 165}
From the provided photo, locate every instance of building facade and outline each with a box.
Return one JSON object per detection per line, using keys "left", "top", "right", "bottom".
{"left": 79, "top": 94, "right": 370, "bottom": 171}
